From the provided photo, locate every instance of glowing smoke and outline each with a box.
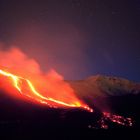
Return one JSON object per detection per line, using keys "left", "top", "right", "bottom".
{"left": 0, "top": 46, "right": 92, "bottom": 111}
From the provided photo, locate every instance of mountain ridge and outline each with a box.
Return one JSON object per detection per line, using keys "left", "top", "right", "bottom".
{"left": 67, "top": 75, "right": 140, "bottom": 108}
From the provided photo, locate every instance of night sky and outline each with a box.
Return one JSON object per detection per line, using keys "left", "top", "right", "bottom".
{"left": 0, "top": 0, "right": 140, "bottom": 82}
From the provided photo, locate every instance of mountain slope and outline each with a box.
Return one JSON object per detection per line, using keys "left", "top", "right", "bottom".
{"left": 0, "top": 75, "right": 139, "bottom": 134}
{"left": 68, "top": 75, "right": 140, "bottom": 99}
{"left": 67, "top": 75, "right": 140, "bottom": 112}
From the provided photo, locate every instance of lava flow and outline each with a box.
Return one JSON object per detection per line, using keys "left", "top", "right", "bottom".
{"left": 98, "top": 112, "right": 133, "bottom": 129}
{"left": 0, "top": 69, "right": 93, "bottom": 112}
{"left": 0, "top": 48, "right": 134, "bottom": 129}
{"left": 88, "top": 112, "right": 133, "bottom": 129}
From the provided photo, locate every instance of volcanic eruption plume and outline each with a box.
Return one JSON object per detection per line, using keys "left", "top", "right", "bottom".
{"left": 0, "top": 47, "right": 134, "bottom": 129}
{"left": 0, "top": 47, "right": 92, "bottom": 112}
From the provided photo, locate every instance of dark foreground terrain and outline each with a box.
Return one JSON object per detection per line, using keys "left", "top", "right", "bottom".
{"left": 0, "top": 92, "right": 139, "bottom": 139}
{"left": 0, "top": 75, "right": 140, "bottom": 139}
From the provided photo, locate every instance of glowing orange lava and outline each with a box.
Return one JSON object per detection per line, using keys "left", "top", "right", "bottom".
{"left": 99, "top": 112, "right": 133, "bottom": 129}
{"left": 0, "top": 69, "right": 93, "bottom": 112}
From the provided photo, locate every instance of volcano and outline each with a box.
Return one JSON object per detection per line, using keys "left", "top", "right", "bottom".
{"left": 0, "top": 75, "right": 139, "bottom": 139}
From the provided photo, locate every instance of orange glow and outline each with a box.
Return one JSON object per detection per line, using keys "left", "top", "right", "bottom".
{"left": 0, "top": 69, "right": 93, "bottom": 112}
